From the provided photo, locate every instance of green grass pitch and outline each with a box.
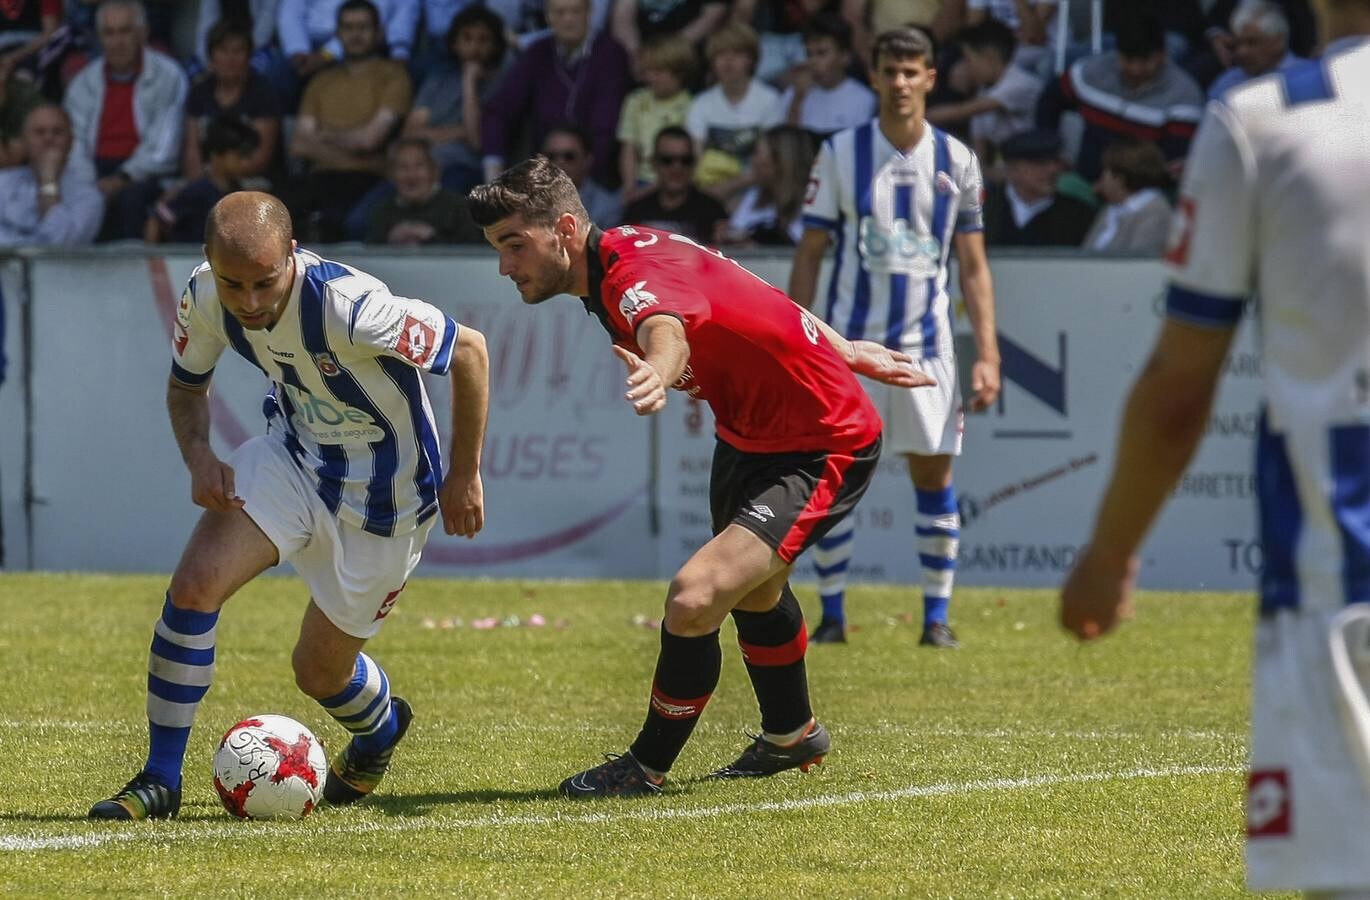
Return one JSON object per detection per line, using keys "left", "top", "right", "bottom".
{"left": 0, "top": 573, "right": 1281, "bottom": 898}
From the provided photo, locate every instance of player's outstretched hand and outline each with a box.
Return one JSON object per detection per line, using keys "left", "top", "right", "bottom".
{"left": 968, "top": 358, "right": 1001, "bottom": 411}
{"left": 441, "top": 470, "right": 484, "bottom": 538}
{"left": 848, "top": 340, "right": 937, "bottom": 388}
{"left": 1060, "top": 545, "right": 1138, "bottom": 640}
{"left": 188, "top": 450, "right": 245, "bottom": 511}
{"left": 612, "top": 345, "right": 667, "bottom": 415}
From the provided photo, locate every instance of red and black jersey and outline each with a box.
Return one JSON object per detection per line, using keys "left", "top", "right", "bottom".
{"left": 582, "top": 225, "right": 881, "bottom": 454}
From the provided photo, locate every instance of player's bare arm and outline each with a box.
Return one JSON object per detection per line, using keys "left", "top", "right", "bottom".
{"left": 953, "top": 230, "right": 1002, "bottom": 411}
{"left": 788, "top": 227, "right": 832, "bottom": 311}
{"left": 1061, "top": 319, "right": 1237, "bottom": 640}
{"left": 799, "top": 307, "right": 936, "bottom": 389}
{"left": 441, "top": 325, "right": 490, "bottom": 538}
{"left": 615, "top": 314, "right": 689, "bottom": 416}
{"left": 167, "top": 377, "right": 243, "bottom": 512}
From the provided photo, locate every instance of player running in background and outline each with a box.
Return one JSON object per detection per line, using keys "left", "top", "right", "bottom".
{"left": 469, "top": 157, "right": 932, "bottom": 797}
{"left": 1062, "top": 3, "right": 1370, "bottom": 893}
{"left": 89, "top": 192, "right": 489, "bottom": 820}
{"left": 789, "top": 27, "right": 1001, "bottom": 647}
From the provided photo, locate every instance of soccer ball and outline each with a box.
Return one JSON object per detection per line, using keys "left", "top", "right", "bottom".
{"left": 213, "top": 714, "right": 328, "bottom": 819}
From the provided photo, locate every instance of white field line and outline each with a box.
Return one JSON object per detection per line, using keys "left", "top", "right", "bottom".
{"left": 0, "top": 764, "right": 1239, "bottom": 853}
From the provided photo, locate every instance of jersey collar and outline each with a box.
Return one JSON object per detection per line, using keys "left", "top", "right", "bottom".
{"left": 579, "top": 225, "right": 616, "bottom": 337}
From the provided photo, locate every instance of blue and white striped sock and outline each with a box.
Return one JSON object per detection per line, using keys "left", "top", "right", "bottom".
{"left": 318, "top": 653, "right": 397, "bottom": 754}
{"left": 145, "top": 593, "right": 218, "bottom": 789}
{"left": 916, "top": 485, "right": 960, "bottom": 626}
{"left": 812, "top": 516, "right": 856, "bottom": 624}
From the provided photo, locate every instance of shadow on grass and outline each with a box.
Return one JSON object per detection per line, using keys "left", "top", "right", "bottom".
{"left": 364, "top": 786, "right": 563, "bottom": 817}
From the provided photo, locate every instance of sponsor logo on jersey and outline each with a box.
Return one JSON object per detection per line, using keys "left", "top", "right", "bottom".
{"left": 173, "top": 322, "right": 189, "bottom": 356}
{"left": 805, "top": 176, "right": 819, "bottom": 205}
{"left": 176, "top": 289, "right": 192, "bottom": 327}
{"left": 801, "top": 311, "right": 820, "bottom": 345}
{"left": 373, "top": 584, "right": 405, "bottom": 621}
{"left": 618, "top": 280, "right": 660, "bottom": 326}
{"left": 268, "top": 346, "right": 295, "bottom": 359}
{"left": 1165, "top": 196, "right": 1196, "bottom": 267}
{"left": 858, "top": 217, "right": 941, "bottom": 278}
{"left": 1246, "top": 769, "right": 1291, "bottom": 837}
{"left": 283, "top": 383, "right": 385, "bottom": 444}
{"left": 396, "top": 315, "right": 438, "bottom": 366}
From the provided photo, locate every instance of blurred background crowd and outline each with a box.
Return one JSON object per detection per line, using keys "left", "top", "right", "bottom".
{"left": 0, "top": 0, "right": 1318, "bottom": 254}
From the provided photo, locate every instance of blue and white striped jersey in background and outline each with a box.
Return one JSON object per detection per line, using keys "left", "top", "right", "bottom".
{"left": 802, "top": 119, "right": 984, "bottom": 357}
{"left": 1164, "top": 38, "right": 1370, "bottom": 614}
{"left": 171, "top": 248, "right": 460, "bottom": 538}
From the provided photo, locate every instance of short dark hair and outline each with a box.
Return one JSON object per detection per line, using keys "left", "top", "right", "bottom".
{"left": 1101, "top": 138, "right": 1170, "bottom": 192}
{"left": 956, "top": 19, "right": 1015, "bottom": 61}
{"left": 871, "top": 26, "right": 935, "bottom": 70}
{"left": 543, "top": 122, "right": 591, "bottom": 154}
{"left": 204, "top": 115, "right": 260, "bottom": 158}
{"left": 338, "top": 0, "right": 380, "bottom": 29}
{"left": 803, "top": 11, "right": 852, "bottom": 51}
{"left": 388, "top": 135, "right": 436, "bottom": 167}
{"left": 446, "top": 4, "right": 507, "bottom": 69}
{"left": 205, "top": 18, "right": 252, "bottom": 57}
{"left": 467, "top": 156, "right": 589, "bottom": 228}
{"left": 652, "top": 125, "right": 693, "bottom": 154}
{"left": 1115, "top": 12, "right": 1165, "bottom": 58}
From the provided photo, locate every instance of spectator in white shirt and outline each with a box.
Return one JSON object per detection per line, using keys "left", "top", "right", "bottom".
{"left": 776, "top": 12, "right": 876, "bottom": 138}
{"left": 0, "top": 104, "right": 104, "bottom": 246}
{"left": 686, "top": 22, "right": 782, "bottom": 202}
{"left": 928, "top": 18, "right": 1042, "bottom": 163}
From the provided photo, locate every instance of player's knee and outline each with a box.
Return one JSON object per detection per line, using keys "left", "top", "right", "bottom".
{"left": 291, "top": 649, "right": 350, "bottom": 700}
{"left": 664, "top": 572, "right": 722, "bottom": 635}
{"left": 166, "top": 568, "right": 227, "bottom": 613}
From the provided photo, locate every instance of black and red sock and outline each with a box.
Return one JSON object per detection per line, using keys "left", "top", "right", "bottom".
{"left": 732, "top": 584, "right": 812, "bottom": 736}
{"left": 628, "top": 628, "right": 722, "bottom": 774}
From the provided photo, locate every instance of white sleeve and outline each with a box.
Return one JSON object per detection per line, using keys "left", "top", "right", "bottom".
{"left": 956, "top": 150, "right": 985, "bottom": 233}
{"left": 349, "top": 288, "right": 461, "bottom": 374}
{"left": 1163, "top": 101, "right": 1256, "bottom": 328}
{"left": 801, "top": 139, "right": 841, "bottom": 231}
{"left": 171, "top": 277, "right": 227, "bottom": 386}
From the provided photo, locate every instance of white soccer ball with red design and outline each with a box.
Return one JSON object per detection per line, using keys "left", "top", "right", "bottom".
{"left": 213, "top": 714, "right": 327, "bottom": 819}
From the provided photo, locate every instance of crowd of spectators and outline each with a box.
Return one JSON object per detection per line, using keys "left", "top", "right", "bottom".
{"left": 0, "top": 0, "right": 1326, "bottom": 254}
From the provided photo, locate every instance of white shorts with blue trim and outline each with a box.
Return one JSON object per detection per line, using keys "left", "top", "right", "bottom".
{"left": 860, "top": 354, "right": 962, "bottom": 457}
{"left": 1246, "top": 608, "right": 1370, "bottom": 892}
{"left": 229, "top": 435, "right": 434, "bottom": 639}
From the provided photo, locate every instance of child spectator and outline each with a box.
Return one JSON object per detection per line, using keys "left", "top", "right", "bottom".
{"left": 719, "top": 124, "right": 815, "bottom": 246}
{"left": 402, "top": 4, "right": 506, "bottom": 192}
{"left": 617, "top": 35, "right": 694, "bottom": 202}
{"left": 927, "top": 19, "right": 1041, "bottom": 162}
{"left": 686, "top": 23, "right": 782, "bottom": 200}
{"left": 366, "top": 136, "right": 482, "bottom": 244}
{"left": 145, "top": 115, "right": 258, "bottom": 243}
{"left": 776, "top": 12, "right": 875, "bottom": 137}
{"left": 183, "top": 20, "right": 282, "bottom": 186}
{"left": 1083, "top": 138, "right": 1172, "bottom": 254}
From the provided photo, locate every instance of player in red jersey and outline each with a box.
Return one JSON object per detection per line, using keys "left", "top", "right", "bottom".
{"left": 470, "top": 157, "right": 933, "bottom": 797}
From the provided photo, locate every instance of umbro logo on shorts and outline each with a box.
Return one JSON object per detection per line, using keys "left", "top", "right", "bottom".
{"left": 747, "top": 505, "right": 775, "bottom": 522}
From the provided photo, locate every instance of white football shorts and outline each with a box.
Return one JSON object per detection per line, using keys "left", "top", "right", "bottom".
{"left": 229, "top": 435, "right": 434, "bottom": 639}
{"left": 861, "top": 352, "right": 963, "bottom": 457}
{"left": 1247, "top": 607, "right": 1370, "bottom": 892}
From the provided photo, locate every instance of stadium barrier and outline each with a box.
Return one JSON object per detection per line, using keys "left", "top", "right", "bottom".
{"left": 0, "top": 247, "right": 1259, "bottom": 590}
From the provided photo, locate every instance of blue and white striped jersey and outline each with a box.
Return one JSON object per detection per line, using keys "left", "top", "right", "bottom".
{"left": 171, "top": 248, "right": 460, "bottom": 538}
{"left": 802, "top": 119, "right": 984, "bottom": 357}
{"left": 1164, "top": 38, "right": 1370, "bottom": 614}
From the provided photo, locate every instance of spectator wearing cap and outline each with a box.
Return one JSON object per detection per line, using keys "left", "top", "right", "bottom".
{"left": 1035, "top": 12, "right": 1203, "bottom": 181}
{"left": 982, "top": 128, "right": 1094, "bottom": 247}
{"left": 1082, "top": 138, "right": 1171, "bottom": 254}
{"left": 1206, "top": 0, "right": 1302, "bottom": 99}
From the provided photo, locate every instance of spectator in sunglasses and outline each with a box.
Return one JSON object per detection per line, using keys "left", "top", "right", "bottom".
{"left": 541, "top": 124, "right": 621, "bottom": 229}
{"left": 622, "top": 125, "right": 727, "bottom": 243}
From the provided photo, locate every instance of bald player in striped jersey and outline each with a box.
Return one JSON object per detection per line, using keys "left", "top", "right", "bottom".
{"left": 89, "top": 192, "right": 490, "bottom": 820}
{"left": 790, "top": 27, "right": 1001, "bottom": 647}
{"left": 1063, "top": 2, "right": 1370, "bottom": 893}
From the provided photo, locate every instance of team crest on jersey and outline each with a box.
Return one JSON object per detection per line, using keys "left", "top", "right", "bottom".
{"left": 619, "top": 280, "right": 659, "bottom": 326}
{"left": 935, "top": 171, "right": 957, "bottom": 195}
{"left": 313, "top": 352, "right": 340, "bottom": 377}
{"left": 396, "top": 315, "right": 438, "bottom": 366}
